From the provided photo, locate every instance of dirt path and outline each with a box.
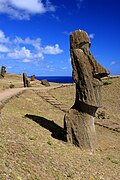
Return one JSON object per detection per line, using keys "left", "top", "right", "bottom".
{"left": 0, "top": 84, "right": 71, "bottom": 104}
{"left": 0, "top": 88, "right": 26, "bottom": 103}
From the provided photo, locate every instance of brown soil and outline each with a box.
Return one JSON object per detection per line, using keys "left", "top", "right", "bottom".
{"left": 0, "top": 74, "right": 120, "bottom": 180}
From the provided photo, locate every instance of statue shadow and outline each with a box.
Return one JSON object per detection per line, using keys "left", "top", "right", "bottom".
{"left": 25, "top": 114, "right": 67, "bottom": 141}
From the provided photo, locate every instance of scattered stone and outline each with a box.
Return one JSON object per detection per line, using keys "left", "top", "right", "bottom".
{"left": 23, "top": 72, "right": 30, "bottom": 87}
{"left": 41, "top": 79, "right": 50, "bottom": 87}
{"left": 96, "top": 111, "right": 106, "bottom": 119}
{"left": 64, "top": 30, "right": 110, "bottom": 151}
{"left": 96, "top": 110, "right": 109, "bottom": 119}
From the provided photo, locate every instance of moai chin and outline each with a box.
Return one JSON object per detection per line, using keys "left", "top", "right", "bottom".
{"left": 64, "top": 30, "right": 110, "bottom": 151}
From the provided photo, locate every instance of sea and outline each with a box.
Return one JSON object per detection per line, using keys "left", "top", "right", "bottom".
{"left": 35, "top": 76, "right": 74, "bottom": 83}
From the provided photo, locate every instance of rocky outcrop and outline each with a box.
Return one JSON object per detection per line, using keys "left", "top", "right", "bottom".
{"left": 64, "top": 30, "right": 110, "bottom": 151}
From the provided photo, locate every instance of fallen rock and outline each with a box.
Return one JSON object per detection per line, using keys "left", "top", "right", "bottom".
{"left": 96, "top": 110, "right": 109, "bottom": 119}
{"left": 41, "top": 79, "right": 50, "bottom": 87}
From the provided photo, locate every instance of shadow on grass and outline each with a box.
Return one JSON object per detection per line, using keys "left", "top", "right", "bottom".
{"left": 25, "top": 114, "right": 67, "bottom": 141}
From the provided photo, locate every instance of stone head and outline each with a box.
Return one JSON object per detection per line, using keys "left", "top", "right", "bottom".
{"left": 70, "top": 30, "right": 91, "bottom": 50}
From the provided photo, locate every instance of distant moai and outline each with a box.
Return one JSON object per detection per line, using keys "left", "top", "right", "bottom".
{"left": 0, "top": 66, "right": 6, "bottom": 78}
{"left": 31, "top": 75, "right": 36, "bottom": 81}
{"left": 64, "top": 30, "right": 110, "bottom": 151}
{"left": 23, "top": 72, "right": 30, "bottom": 87}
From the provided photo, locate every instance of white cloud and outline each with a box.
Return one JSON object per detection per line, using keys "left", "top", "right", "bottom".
{"left": 10, "top": 0, "right": 46, "bottom": 13}
{"left": 0, "top": 30, "right": 9, "bottom": 43}
{"left": 0, "top": 29, "right": 63, "bottom": 62}
{"left": 8, "top": 46, "right": 32, "bottom": 59}
{"left": 13, "top": 37, "right": 63, "bottom": 56}
{"left": 0, "top": 0, "right": 56, "bottom": 20}
{"left": 89, "top": 33, "right": 95, "bottom": 39}
{"left": 43, "top": 44, "right": 63, "bottom": 54}
{"left": 7, "top": 66, "right": 12, "bottom": 69}
{"left": 62, "top": 31, "right": 71, "bottom": 36}
{"left": 69, "top": 58, "right": 71, "bottom": 63}
{"left": 22, "top": 59, "right": 32, "bottom": 63}
{"left": 110, "top": 61, "right": 116, "bottom": 65}
{"left": 34, "top": 52, "right": 44, "bottom": 59}
{"left": 61, "top": 67, "right": 67, "bottom": 70}
{"left": 0, "top": 44, "right": 10, "bottom": 52}
{"left": 14, "top": 36, "right": 42, "bottom": 50}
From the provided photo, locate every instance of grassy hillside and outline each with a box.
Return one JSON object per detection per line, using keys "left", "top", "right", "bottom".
{"left": 0, "top": 75, "right": 120, "bottom": 179}
{"left": 0, "top": 73, "right": 58, "bottom": 92}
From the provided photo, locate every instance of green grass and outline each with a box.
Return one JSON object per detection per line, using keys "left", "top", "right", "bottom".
{"left": 9, "top": 83, "right": 15, "bottom": 88}
{"left": 103, "top": 79, "right": 112, "bottom": 85}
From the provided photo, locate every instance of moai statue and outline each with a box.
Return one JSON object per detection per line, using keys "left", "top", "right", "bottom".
{"left": 64, "top": 30, "right": 110, "bottom": 151}
{"left": 23, "top": 72, "right": 30, "bottom": 87}
{"left": 0, "top": 66, "right": 6, "bottom": 78}
{"left": 31, "top": 75, "right": 36, "bottom": 81}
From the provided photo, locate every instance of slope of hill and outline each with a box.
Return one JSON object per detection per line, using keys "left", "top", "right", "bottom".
{"left": 0, "top": 75, "right": 120, "bottom": 180}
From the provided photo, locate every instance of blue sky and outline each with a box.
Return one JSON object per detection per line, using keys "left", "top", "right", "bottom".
{"left": 0, "top": 0, "right": 120, "bottom": 76}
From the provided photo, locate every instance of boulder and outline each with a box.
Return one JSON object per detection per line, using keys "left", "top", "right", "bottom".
{"left": 41, "top": 79, "right": 50, "bottom": 87}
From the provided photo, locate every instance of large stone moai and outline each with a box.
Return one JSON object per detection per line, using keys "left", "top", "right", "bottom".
{"left": 23, "top": 72, "right": 30, "bottom": 87}
{"left": 64, "top": 30, "right": 110, "bottom": 151}
{"left": 0, "top": 66, "right": 6, "bottom": 78}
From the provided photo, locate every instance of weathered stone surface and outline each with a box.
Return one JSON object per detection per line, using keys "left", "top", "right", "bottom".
{"left": 41, "top": 79, "right": 50, "bottom": 87}
{"left": 64, "top": 30, "right": 110, "bottom": 151}
{"left": 0, "top": 66, "right": 6, "bottom": 78}
{"left": 64, "top": 107, "right": 97, "bottom": 149}
{"left": 23, "top": 72, "right": 30, "bottom": 87}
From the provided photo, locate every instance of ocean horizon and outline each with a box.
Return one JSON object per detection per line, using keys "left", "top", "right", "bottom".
{"left": 35, "top": 76, "right": 74, "bottom": 83}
